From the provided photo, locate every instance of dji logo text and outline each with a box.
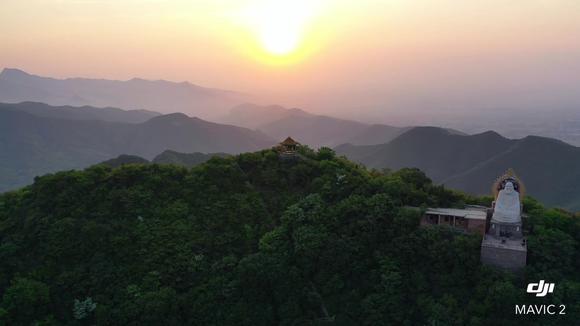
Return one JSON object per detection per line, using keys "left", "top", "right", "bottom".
{"left": 526, "top": 280, "right": 555, "bottom": 297}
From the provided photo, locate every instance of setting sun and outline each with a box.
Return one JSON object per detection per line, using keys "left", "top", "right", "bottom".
{"left": 242, "top": 0, "right": 323, "bottom": 57}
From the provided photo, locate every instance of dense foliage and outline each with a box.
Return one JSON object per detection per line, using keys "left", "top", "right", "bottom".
{"left": 0, "top": 147, "right": 578, "bottom": 325}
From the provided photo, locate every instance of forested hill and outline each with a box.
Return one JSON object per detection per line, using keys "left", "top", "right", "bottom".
{"left": 0, "top": 148, "right": 579, "bottom": 325}
{"left": 100, "top": 151, "right": 229, "bottom": 168}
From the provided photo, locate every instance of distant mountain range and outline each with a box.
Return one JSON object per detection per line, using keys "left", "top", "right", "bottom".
{"left": 336, "top": 127, "right": 580, "bottom": 210}
{"left": 0, "top": 68, "right": 247, "bottom": 120}
{"left": 0, "top": 102, "right": 273, "bottom": 192}
{"left": 220, "top": 103, "right": 410, "bottom": 147}
{"left": 0, "top": 101, "right": 160, "bottom": 123}
{"left": 3, "top": 98, "right": 580, "bottom": 211}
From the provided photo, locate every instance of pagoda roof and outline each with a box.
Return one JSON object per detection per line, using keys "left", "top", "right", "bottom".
{"left": 280, "top": 137, "right": 300, "bottom": 146}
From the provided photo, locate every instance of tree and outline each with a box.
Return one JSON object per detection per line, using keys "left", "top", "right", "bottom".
{"left": 0, "top": 278, "right": 50, "bottom": 325}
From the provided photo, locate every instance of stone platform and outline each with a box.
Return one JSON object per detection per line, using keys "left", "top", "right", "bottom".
{"left": 481, "top": 235, "right": 527, "bottom": 271}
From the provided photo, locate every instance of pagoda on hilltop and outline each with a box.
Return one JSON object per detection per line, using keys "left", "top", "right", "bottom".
{"left": 278, "top": 137, "right": 300, "bottom": 154}
{"left": 480, "top": 169, "right": 527, "bottom": 271}
{"left": 280, "top": 137, "right": 299, "bottom": 152}
{"left": 277, "top": 137, "right": 301, "bottom": 160}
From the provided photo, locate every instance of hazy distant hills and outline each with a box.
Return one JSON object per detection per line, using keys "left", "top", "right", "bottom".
{"left": 0, "top": 68, "right": 247, "bottom": 120}
{"left": 336, "top": 127, "right": 509, "bottom": 180}
{"left": 0, "top": 101, "right": 160, "bottom": 123}
{"left": 220, "top": 103, "right": 301, "bottom": 129}
{"left": 4, "top": 99, "right": 580, "bottom": 210}
{"left": 100, "top": 150, "right": 229, "bottom": 168}
{"left": 0, "top": 103, "right": 273, "bottom": 192}
{"left": 125, "top": 113, "right": 273, "bottom": 158}
{"left": 336, "top": 127, "right": 580, "bottom": 210}
{"left": 221, "top": 103, "right": 409, "bottom": 147}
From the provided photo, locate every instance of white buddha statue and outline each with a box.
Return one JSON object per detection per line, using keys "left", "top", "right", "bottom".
{"left": 492, "top": 182, "right": 521, "bottom": 224}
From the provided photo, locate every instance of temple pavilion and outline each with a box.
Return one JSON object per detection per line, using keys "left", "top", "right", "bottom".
{"left": 277, "top": 137, "right": 301, "bottom": 160}
{"left": 279, "top": 137, "right": 300, "bottom": 153}
{"left": 421, "top": 169, "right": 527, "bottom": 271}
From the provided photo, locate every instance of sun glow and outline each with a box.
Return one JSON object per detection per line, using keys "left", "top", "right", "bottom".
{"left": 240, "top": 0, "right": 324, "bottom": 61}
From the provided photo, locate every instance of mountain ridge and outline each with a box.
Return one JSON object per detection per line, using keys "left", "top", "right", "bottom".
{"left": 221, "top": 103, "right": 408, "bottom": 147}
{"left": 0, "top": 101, "right": 160, "bottom": 123}
{"left": 0, "top": 105, "right": 274, "bottom": 192}
{"left": 0, "top": 68, "right": 248, "bottom": 119}
{"left": 336, "top": 126, "right": 580, "bottom": 210}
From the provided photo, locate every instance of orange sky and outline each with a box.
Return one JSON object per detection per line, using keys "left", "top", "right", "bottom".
{"left": 1, "top": 0, "right": 580, "bottom": 121}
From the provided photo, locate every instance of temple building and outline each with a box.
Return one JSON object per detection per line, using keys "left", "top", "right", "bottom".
{"left": 421, "top": 206, "right": 488, "bottom": 235}
{"left": 480, "top": 170, "right": 527, "bottom": 271}
{"left": 277, "top": 137, "right": 301, "bottom": 160}
{"left": 421, "top": 169, "right": 527, "bottom": 271}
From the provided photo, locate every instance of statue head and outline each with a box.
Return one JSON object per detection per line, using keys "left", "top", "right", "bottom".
{"left": 504, "top": 182, "right": 515, "bottom": 193}
{"left": 492, "top": 170, "right": 525, "bottom": 200}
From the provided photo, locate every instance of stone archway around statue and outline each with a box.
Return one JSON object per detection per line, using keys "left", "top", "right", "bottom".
{"left": 492, "top": 169, "right": 526, "bottom": 201}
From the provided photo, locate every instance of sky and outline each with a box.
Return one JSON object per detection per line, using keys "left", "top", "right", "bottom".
{"left": 1, "top": 0, "right": 580, "bottom": 122}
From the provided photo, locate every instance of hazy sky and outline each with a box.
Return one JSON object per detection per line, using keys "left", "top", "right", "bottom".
{"left": 1, "top": 0, "right": 580, "bottom": 122}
